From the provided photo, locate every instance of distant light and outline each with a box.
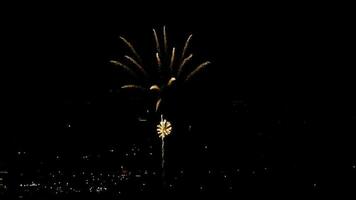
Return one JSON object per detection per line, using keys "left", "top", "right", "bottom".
{"left": 353, "top": 165, "right": 356, "bottom": 169}
{"left": 138, "top": 117, "right": 147, "bottom": 122}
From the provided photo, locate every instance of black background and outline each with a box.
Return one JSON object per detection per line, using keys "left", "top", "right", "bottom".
{"left": 2, "top": 2, "right": 355, "bottom": 197}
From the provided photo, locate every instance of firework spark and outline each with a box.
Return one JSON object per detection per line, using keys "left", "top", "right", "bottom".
{"left": 124, "top": 55, "right": 149, "bottom": 78}
{"left": 181, "top": 34, "right": 193, "bottom": 62}
{"left": 169, "top": 47, "right": 176, "bottom": 73}
{"left": 177, "top": 53, "right": 193, "bottom": 78}
{"left": 121, "top": 84, "right": 147, "bottom": 91}
{"left": 163, "top": 26, "right": 168, "bottom": 55}
{"left": 153, "top": 28, "right": 161, "bottom": 54}
{"left": 109, "top": 60, "right": 138, "bottom": 79}
{"left": 155, "top": 98, "right": 162, "bottom": 112}
{"left": 167, "top": 77, "right": 176, "bottom": 87}
{"left": 185, "top": 61, "right": 211, "bottom": 82}
{"left": 155, "top": 52, "right": 161, "bottom": 69}
{"left": 119, "top": 36, "right": 142, "bottom": 64}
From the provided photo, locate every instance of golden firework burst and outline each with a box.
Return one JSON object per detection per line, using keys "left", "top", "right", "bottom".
{"left": 156, "top": 115, "right": 172, "bottom": 139}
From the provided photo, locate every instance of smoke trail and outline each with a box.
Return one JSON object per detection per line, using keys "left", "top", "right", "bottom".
{"left": 161, "top": 137, "right": 165, "bottom": 170}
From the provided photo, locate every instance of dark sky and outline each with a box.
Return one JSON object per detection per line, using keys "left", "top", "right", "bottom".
{"left": 2, "top": 3, "right": 355, "bottom": 193}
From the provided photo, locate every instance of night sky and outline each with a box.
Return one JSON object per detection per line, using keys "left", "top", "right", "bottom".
{"left": 2, "top": 2, "right": 355, "bottom": 199}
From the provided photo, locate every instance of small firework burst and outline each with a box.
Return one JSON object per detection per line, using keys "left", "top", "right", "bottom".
{"left": 156, "top": 115, "right": 172, "bottom": 139}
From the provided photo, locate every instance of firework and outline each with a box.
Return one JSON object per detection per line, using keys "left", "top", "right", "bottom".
{"left": 110, "top": 27, "right": 211, "bottom": 178}
{"left": 157, "top": 115, "right": 172, "bottom": 169}
{"left": 156, "top": 115, "right": 172, "bottom": 139}
{"left": 111, "top": 26, "right": 210, "bottom": 91}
